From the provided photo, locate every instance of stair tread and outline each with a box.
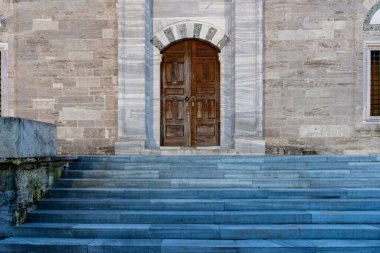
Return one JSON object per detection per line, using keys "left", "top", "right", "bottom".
{"left": 56, "top": 178, "right": 380, "bottom": 181}
{"left": 30, "top": 210, "right": 380, "bottom": 214}
{"left": 7, "top": 155, "right": 380, "bottom": 250}
{"left": 17, "top": 223, "right": 380, "bottom": 229}
{"left": 48, "top": 187, "right": 380, "bottom": 192}
{"left": 27, "top": 210, "right": 380, "bottom": 225}
{"left": 40, "top": 197, "right": 380, "bottom": 201}
{"left": 2, "top": 237, "right": 380, "bottom": 248}
{"left": 29, "top": 209, "right": 380, "bottom": 214}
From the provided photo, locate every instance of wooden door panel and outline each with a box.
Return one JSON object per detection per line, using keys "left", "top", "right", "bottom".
{"left": 191, "top": 40, "right": 220, "bottom": 147}
{"left": 166, "top": 125, "right": 184, "bottom": 137}
{"left": 165, "top": 101, "right": 173, "bottom": 120}
{"left": 208, "top": 100, "right": 216, "bottom": 119}
{"left": 165, "top": 88, "right": 184, "bottom": 95}
{"left": 161, "top": 40, "right": 220, "bottom": 147}
{"left": 195, "top": 62, "right": 216, "bottom": 83}
{"left": 196, "top": 100, "right": 203, "bottom": 119}
{"left": 196, "top": 124, "right": 215, "bottom": 136}
{"left": 161, "top": 41, "right": 190, "bottom": 146}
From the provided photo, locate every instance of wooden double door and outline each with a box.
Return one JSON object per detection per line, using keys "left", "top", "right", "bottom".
{"left": 161, "top": 40, "right": 220, "bottom": 147}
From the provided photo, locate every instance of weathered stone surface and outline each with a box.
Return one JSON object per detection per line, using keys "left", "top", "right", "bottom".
{"left": 0, "top": 157, "right": 70, "bottom": 237}
{"left": 0, "top": 117, "right": 56, "bottom": 158}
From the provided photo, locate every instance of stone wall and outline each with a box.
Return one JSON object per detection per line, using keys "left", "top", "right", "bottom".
{"left": 2, "top": 0, "right": 380, "bottom": 154}
{"left": 2, "top": 0, "right": 118, "bottom": 155}
{"left": 264, "top": 0, "right": 380, "bottom": 154}
{"left": 0, "top": 157, "right": 69, "bottom": 237}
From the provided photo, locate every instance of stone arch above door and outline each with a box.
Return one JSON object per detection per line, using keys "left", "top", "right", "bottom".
{"left": 364, "top": 1, "right": 380, "bottom": 31}
{"left": 151, "top": 21, "right": 230, "bottom": 51}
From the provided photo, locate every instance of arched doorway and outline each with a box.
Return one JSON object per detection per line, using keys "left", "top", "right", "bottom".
{"left": 160, "top": 39, "right": 220, "bottom": 147}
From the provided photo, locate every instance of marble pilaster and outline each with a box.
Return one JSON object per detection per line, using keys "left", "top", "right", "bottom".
{"left": 116, "top": 0, "right": 147, "bottom": 154}
{"left": 233, "top": 0, "right": 265, "bottom": 154}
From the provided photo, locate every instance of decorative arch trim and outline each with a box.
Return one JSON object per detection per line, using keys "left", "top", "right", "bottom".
{"left": 364, "top": 2, "right": 380, "bottom": 31}
{"left": 151, "top": 21, "right": 230, "bottom": 51}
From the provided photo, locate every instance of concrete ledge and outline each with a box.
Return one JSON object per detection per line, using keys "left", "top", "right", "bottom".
{"left": 0, "top": 117, "right": 56, "bottom": 158}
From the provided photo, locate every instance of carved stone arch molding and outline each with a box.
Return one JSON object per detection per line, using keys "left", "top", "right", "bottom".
{"left": 364, "top": 1, "right": 380, "bottom": 31}
{"left": 151, "top": 21, "right": 230, "bottom": 51}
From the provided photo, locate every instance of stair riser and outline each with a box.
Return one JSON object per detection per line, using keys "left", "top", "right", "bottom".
{"left": 69, "top": 163, "right": 219, "bottom": 170}
{"left": 54, "top": 179, "right": 380, "bottom": 188}
{"left": 37, "top": 200, "right": 380, "bottom": 211}
{"left": 63, "top": 169, "right": 380, "bottom": 180}
{"left": 48, "top": 189, "right": 268, "bottom": 199}
{"left": 3, "top": 241, "right": 380, "bottom": 253}
{"left": 0, "top": 244, "right": 161, "bottom": 253}
{"left": 13, "top": 227, "right": 380, "bottom": 240}
{"left": 27, "top": 212, "right": 380, "bottom": 224}
{"left": 27, "top": 213, "right": 215, "bottom": 224}
{"left": 0, "top": 245, "right": 90, "bottom": 253}
{"left": 47, "top": 189, "right": 380, "bottom": 199}
{"left": 63, "top": 170, "right": 229, "bottom": 179}
{"left": 74, "top": 155, "right": 380, "bottom": 163}
{"left": 76, "top": 156, "right": 225, "bottom": 163}
{"left": 3, "top": 245, "right": 380, "bottom": 253}
{"left": 69, "top": 162, "right": 380, "bottom": 172}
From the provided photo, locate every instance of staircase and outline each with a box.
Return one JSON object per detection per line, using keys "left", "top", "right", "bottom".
{"left": 2, "top": 155, "right": 380, "bottom": 252}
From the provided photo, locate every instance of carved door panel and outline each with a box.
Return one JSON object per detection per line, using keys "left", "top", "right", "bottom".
{"left": 161, "top": 40, "right": 220, "bottom": 147}
{"left": 161, "top": 41, "right": 190, "bottom": 146}
{"left": 191, "top": 40, "right": 220, "bottom": 146}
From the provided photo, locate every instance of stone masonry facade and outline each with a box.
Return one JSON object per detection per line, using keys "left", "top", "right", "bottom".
{"left": 0, "top": 0, "right": 118, "bottom": 155}
{"left": 1, "top": 0, "right": 380, "bottom": 155}
{"left": 265, "top": 0, "right": 380, "bottom": 154}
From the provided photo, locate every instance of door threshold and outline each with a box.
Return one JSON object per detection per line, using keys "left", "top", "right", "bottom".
{"left": 145, "top": 147, "right": 238, "bottom": 155}
{"left": 159, "top": 146, "right": 225, "bottom": 150}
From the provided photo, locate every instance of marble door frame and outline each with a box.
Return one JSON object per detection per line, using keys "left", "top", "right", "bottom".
{"left": 116, "top": 0, "right": 265, "bottom": 154}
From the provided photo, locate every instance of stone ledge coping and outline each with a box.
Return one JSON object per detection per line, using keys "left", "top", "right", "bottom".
{"left": 0, "top": 156, "right": 76, "bottom": 166}
{"left": 0, "top": 117, "right": 57, "bottom": 158}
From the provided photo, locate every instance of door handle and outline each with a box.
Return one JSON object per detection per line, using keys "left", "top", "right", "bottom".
{"left": 185, "top": 96, "right": 190, "bottom": 102}
{"left": 191, "top": 96, "right": 196, "bottom": 106}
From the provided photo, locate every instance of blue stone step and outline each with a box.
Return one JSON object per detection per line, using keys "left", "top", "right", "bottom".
{"left": 54, "top": 178, "right": 256, "bottom": 188}
{"left": 74, "top": 155, "right": 380, "bottom": 163}
{"left": 53, "top": 178, "right": 380, "bottom": 188}
{"left": 69, "top": 162, "right": 172, "bottom": 170}
{"left": 3, "top": 238, "right": 380, "bottom": 253}
{"left": 69, "top": 161, "right": 380, "bottom": 171}
{"left": 6, "top": 155, "right": 380, "bottom": 252}
{"left": 47, "top": 188, "right": 380, "bottom": 199}
{"left": 260, "top": 162, "right": 380, "bottom": 170}
{"left": 27, "top": 210, "right": 380, "bottom": 224}
{"left": 63, "top": 169, "right": 380, "bottom": 180}
{"left": 12, "top": 223, "right": 380, "bottom": 240}
{"left": 63, "top": 169, "right": 226, "bottom": 179}
{"left": 37, "top": 198, "right": 380, "bottom": 211}
{"left": 260, "top": 155, "right": 380, "bottom": 163}
{"left": 74, "top": 155, "right": 224, "bottom": 163}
